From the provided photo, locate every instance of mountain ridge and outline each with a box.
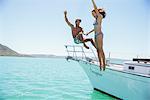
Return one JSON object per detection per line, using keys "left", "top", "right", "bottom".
{"left": 0, "top": 44, "right": 20, "bottom": 56}
{"left": 0, "top": 44, "right": 64, "bottom": 58}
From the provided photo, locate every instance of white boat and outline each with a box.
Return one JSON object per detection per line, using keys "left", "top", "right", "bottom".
{"left": 65, "top": 45, "right": 150, "bottom": 100}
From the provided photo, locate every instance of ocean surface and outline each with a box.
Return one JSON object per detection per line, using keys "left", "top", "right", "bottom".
{"left": 0, "top": 57, "right": 116, "bottom": 100}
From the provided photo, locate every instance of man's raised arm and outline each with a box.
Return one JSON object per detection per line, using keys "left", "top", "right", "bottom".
{"left": 64, "top": 11, "right": 73, "bottom": 28}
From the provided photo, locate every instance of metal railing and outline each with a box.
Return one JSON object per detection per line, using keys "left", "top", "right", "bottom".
{"left": 65, "top": 45, "right": 150, "bottom": 66}
{"left": 65, "top": 45, "right": 98, "bottom": 63}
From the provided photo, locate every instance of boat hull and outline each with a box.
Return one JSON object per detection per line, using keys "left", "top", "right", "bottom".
{"left": 78, "top": 60, "right": 150, "bottom": 100}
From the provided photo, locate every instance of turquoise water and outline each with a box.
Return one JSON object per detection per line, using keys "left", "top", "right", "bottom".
{"left": 0, "top": 57, "right": 115, "bottom": 100}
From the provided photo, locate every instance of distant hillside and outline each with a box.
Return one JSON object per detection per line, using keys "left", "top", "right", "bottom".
{"left": 0, "top": 44, "right": 64, "bottom": 58}
{"left": 0, "top": 44, "right": 20, "bottom": 56}
{"left": 30, "top": 54, "right": 56, "bottom": 58}
{"left": 30, "top": 54, "right": 65, "bottom": 58}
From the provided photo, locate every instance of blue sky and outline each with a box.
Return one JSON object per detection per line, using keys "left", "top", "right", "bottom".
{"left": 0, "top": 0, "right": 149, "bottom": 57}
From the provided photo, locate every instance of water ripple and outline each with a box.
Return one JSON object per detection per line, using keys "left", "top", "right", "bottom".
{"left": 0, "top": 57, "right": 115, "bottom": 100}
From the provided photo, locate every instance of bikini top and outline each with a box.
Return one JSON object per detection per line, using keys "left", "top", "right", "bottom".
{"left": 93, "top": 20, "right": 98, "bottom": 29}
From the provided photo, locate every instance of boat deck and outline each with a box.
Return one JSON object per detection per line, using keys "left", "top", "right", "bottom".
{"left": 88, "top": 60, "right": 150, "bottom": 78}
{"left": 65, "top": 45, "right": 150, "bottom": 78}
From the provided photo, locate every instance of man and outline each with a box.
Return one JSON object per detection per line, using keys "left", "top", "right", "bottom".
{"left": 64, "top": 11, "right": 96, "bottom": 49}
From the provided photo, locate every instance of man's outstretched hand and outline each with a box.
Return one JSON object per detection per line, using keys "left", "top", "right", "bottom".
{"left": 85, "top": 33, "right": 89, "bottom": 36}
{"left": 64, "top": 11, "right": 67, "bottom": 15}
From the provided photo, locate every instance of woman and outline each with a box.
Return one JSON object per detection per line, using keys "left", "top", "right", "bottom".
{"left": 64, "top": 11, "right": 96, "bottom": 49}
{"left": 86, "top": 0, "right": 106, "bottom": 71}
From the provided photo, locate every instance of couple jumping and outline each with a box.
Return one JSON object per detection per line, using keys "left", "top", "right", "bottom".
{"left": 64, "top": 0, "right": 106, "bottom": 71}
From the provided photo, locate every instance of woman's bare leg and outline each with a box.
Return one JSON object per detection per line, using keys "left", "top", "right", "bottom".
{"left": 99, "top": 49, "right": 105, "bottom": 70}
{"left": 97, "top": 50, "right": 102, "bottom": 70}
{"left": 95, "top": 34, "right": 106, "bottom": 71}
{"left": 101, "top": 49, "right": 106, "bottom": 70}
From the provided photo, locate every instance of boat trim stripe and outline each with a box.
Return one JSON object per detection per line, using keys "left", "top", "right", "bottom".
{"left": 94, "top": 88, "right": 122, "bottom": 100}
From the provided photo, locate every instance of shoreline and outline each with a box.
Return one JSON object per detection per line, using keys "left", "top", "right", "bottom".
{"left": 0, "top": 55, "right": 66, "bottom": 59}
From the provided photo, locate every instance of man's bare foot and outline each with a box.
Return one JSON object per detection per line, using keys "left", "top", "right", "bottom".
{"left": 84, "top": 45, "right": 89, "bottom": 49}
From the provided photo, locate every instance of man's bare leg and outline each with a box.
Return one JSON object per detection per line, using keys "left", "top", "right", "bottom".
{"left": 83, "top": 43, "right": 89, "bottom": 49}
{"left": 84, "top": 39, "right": 96, "bottom": 48}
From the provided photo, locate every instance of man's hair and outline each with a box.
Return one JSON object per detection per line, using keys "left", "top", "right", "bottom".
{"left": 92, "top": 9, "right": 106, "bottom": 18}
{"left": 75, "top": 19, "right": 81, "bottom": 23}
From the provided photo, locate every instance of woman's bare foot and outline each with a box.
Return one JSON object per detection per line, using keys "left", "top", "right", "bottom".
{"left": 99, "top": 65, "right": 102, "bottom": 71}
{"left": 102, "top": 65, "right": 106, "bottom": 71}
{"left": 103, "top": 67, "right": 105, "bottom": 71}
